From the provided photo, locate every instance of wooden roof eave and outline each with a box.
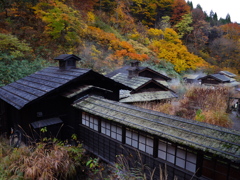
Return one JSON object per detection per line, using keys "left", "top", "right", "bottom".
{"left": 138, "top": 67, "right": 172, "bottom": 81}
{"left": 133, "top": 79, "right": 174, "bottom": 93}
{"left": 92, "top": 70, "right": 132, "bottom": 91}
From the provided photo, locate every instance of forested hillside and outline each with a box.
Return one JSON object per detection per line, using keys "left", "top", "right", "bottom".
{"left": 0, "top": 0, "right": 240, "bottom": 86}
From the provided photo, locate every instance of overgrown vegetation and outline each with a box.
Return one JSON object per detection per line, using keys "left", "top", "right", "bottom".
{"left": 137, "top": 85, "right": 234, "bottom": 128}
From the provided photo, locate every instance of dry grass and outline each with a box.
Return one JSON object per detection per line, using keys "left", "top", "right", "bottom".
{"left": 0, "top": 137, "right": 86, "bottom": 180}
{"left": 112, "top": 150, "right": 178, "bottom": 180}
{"left": 136, "top": 85, "right": 234, "bottom": 128}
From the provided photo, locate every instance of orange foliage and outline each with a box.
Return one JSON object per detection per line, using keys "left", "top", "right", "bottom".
{"left": 220, "top": 23, "right": 240, "bottom": 41}
{"left": 87, "top": 26, "right": 149, "bottom": 61}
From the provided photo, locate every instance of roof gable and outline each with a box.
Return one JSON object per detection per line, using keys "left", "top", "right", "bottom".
{"left": 138, "top": 67, "right": 172, "bottom": 81}
{"left": 106, "top": 65, "right": 171, "bottom": 81}
{"left": 53, "top": 54, "right": 81, "bottom": 61}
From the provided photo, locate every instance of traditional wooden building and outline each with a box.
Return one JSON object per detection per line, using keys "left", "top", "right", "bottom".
{"left": 73, "top": 95, "right": 240, "bottom": 180}
{"left": 107, "top": 61, "right": 177, "bottom": 103}
{"left": 183, "top": 74, "right": 204, "bottom": 84}
{"left": 106, "top": 61, "right": 172, "bottom": 87}
{"left": 0, "top": 55, "right": 240, "bottom": 180}
{"left": 110, "top": 73, "right": 177, "bottom": 103}
{"left": 199, "top": 74, "right": 240, "bottom": 88}
{"left": 0, "top": 54, "right": 129, "bottom": 139}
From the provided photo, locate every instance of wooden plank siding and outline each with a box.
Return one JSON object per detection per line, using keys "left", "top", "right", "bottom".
{"left": 73, "top": 95, "right": 240, "bottom": 180}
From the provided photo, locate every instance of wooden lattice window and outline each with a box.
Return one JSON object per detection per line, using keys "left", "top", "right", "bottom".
{"left": 176, "top": 146, "right": 197, "bottom": 173}
{"left": 101, "top": 120, "right": 122, "bottom": 141}
{"left": 126, "top": 128, "right": 154, "bottom": 155}
{"left": 82, "top": 112, "right": 98, "bottom": 131}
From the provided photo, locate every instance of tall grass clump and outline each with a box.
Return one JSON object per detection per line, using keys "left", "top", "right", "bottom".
{"left": 111, "top": 150, "right": 178, "bottom": 180}
{"left": 0, "top": 135, "right": 87, "bottom": 180}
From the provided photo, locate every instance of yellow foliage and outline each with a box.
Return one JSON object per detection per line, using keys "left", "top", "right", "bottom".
{"left": 87, "top": 12, "right": 95, "bottom": 24}
{"left": 148, "top": 28, "right": 208, "bottom": 72}
{"left": 147, "top": 28, "right": 163, "bottom": 40}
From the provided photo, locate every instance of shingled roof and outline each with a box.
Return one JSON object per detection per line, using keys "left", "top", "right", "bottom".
{"left": 106, "top": 65, "right": 171, "bottom": 81}
{"left": 110, "top": 73, "right": 151, "bottom": 90}
{"left": 73, "top": 95, "right": 240, "bottom": 162}
{"left": 120, "top": 91, "right": 178, "bottom": 103}
{"left": 219, "top": 71, "right": 236, "bottom": 78}
{"left": 199, "top": 74, "right": 231, "bottom": 82}
{"left": 0, "top": 66, "right": 91, "bottom": 109}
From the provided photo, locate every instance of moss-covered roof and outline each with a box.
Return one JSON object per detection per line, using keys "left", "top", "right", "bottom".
{"left": 110, "top": 73, "right": 151, "bottom": 90}
{"left": 120, "top": 91, "right": 177, "bottom": 103}
{"left": 73, "top": 95, "right": 240, "bottom": 162}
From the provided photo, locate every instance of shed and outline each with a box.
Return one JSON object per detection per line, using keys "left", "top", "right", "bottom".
{"left": 183, "top": 74, "right": 204, "bottom": 84}
{"left": 198, "top": 74, "right": 231, "bottom": 85}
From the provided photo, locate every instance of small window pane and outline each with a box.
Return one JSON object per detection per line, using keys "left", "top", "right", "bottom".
{"left": 167, "top": 154, "right": 175, "bottom": 163}
{"left": 139, "top": 142, "right": 145, "bottom": 151}
{"left": 126, "top": 137, "right": 131, "bottom": 145}
{"left": 177, "top": 149, "right": 186, "bottom": 159}
{"left": 186, "top": 162, "right": 196, "bottom": 173}
{"left": 133, "top": 132, "right": 138, "bottom": 140}
{"left": 187, "top": 152, "right": 197, "bottom": 163}
{"left": 117, "top": 134, "right": 122, "bottom": 141}
{"left": 158, "top": 141, "right": 166, "bottom": 151}
{"left": 168, "top": 145, "right": 175, "bottom": 154}
{"left": 158, "top": 150, "right": 166, "bottom": 160}
{"left": 106, "top": 129, "right": 110, "bottom": 136}
{"left": 176, "top": 157, "right": 185, "bottom": 168}
{"left": 132, "top": 140, "right": 138, "bottom": 148}
{"left": 146, "top": 146, "right": 153, "bottom": 155}
{"left": 111, "top": 131, "right": 116, "bottom": 139}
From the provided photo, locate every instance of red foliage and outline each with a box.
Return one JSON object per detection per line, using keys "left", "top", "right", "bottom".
{"left": 171, "top": 0, "right": 190, "bottom": 25}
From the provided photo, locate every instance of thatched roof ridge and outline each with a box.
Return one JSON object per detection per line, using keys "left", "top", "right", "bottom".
{"left": 73, "top": 95, "right": 240, "bottom": 162}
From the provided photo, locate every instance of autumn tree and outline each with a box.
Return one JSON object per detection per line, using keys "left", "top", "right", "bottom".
{"left": 186, "top": 7, "right": 209, "bottom": 55}
{"left": 155, "top": 0, "right": 174, "bottom": 26}
{"left": 171, "top": 0, "right": 190, "bottom": 25}
{"left": 174, "top": 13, "right": 193, "bottom": 38}
{"left": 129, "top": 0, "right": 157, "bottom": 27}
{"left": 209, "top": 37, "right": 240, "bottom": 68}
{"left": 148, "top": 28, "right": 208, "bottom": 72}
{"left": 32, "top": 0, "right": 86, "bottom": 55}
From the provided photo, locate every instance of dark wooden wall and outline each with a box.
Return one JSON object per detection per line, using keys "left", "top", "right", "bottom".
{"left": 76, "top": 111, "right": 240, "bottom": 180}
